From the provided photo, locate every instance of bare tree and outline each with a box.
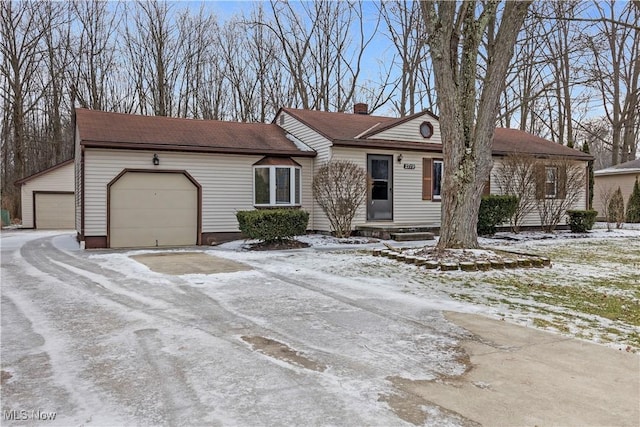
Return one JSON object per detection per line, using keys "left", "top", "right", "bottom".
{"left": 583, "top": 0, "right": 640, "bottom": 165}
{"left": 534, "top": 158, "right": 586, "bottom": 232}
{"left": 597, "top": 184, "right": 616, "bottom": 231}
{"left": 420, "top": 1, "right": 532, "bottom": 249}
{"left": 312, "top": 161, "right": 368, "bottom": 238}
{"left": 495, "top": 153, "right": 538, "bottom": 233}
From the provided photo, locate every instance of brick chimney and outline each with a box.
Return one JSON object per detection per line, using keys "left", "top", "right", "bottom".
{"left": 354, "top": 103, "right": 368, "bottom": 115}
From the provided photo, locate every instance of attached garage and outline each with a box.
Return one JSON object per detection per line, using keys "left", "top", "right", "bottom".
{"left": 15, "top": 159, "right": 75, "bottom": 229}
{"left": 34, "top": 192, "right": 75, "bottom": 229}
{"left": 108, "top": 171, "right": 199, "bottom": 248}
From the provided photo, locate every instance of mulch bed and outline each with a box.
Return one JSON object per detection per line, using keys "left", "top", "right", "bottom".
{"left": 247, "top": 239, "right": 310, "bottom": 251}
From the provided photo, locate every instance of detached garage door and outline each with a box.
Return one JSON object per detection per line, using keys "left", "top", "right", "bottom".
{"left": 110, "top": 172, "right": 198, "bottom": 248}
{"left": 35, "top": 193, "right": 75, "bottom": 229}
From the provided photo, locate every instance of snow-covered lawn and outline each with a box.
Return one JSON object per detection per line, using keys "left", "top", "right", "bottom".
{"left": 214, "top": 224, "right": 640, "bottom": 350}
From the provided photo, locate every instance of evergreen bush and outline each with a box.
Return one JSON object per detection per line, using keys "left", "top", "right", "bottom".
{"left": 236, "top": 209, "right": 309, "bottom": 242}
{"left": 477, "top": 195, "right": 519, "bottom": 235}
{"left": 626, "top": 177, "right": 640, "bottom": 223}
{"left": 566, "top": 210, "right": 598, "bottom": 233}
{"left": 608, "top": 187, "right": 625, "bottom": 229}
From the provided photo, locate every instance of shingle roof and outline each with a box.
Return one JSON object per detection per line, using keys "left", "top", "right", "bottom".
{"left": 280, "top": 107, "right": 398, "bottom": 140}
{"left": 595, "top": 158, "right": 640, "bottom": 175}
{"left": 281, "top": 108, "right": 591, "bottom": 160}
{"left": 75, "top": 109, "right": 315, "bottom": 157}
{"left": 493, "top": 128, "right": 592, "bottom": 160}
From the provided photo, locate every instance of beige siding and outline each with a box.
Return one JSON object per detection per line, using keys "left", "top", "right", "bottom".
{"left": 20, "top": 162, "right": 74, "bottom": 228}
{"left": 331, "top": 147, "right": 442, "bottom": 230}
{"left": 367, "top": 112, "right": 442, "bottom": 144}
{"left": 490, "top": 158, "right": 588, "bottom": 227}
{"left": 83, "top": 149, "right": 314, "bottom": 237}
{"left": 594, "top": 173, "right": 640, "bottom": 218}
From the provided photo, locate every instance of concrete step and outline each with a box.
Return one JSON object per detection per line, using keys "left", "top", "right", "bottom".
{"left": 390, "top": 232, "right": 435, "bottom": 241}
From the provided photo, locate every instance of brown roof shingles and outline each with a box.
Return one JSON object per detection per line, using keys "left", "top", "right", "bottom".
{"left": 493, "top": 128, "right": 592, "bottom": 160}
{"left": 75, "top": 108, "right": 315, "bottom": 157}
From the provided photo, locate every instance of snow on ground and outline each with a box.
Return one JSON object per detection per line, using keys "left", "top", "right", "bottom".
{"left": 1, "top": 227, "right": 638, "bottom": 426}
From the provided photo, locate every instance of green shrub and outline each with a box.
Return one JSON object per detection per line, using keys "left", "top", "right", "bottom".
{"left": 236, "top": 209, "right": 309, "bottom": 243}
{"left": 626, "top": 177, "right": 640, "bottom": 223}
{"left": 566, "top": 210, "right": 598, "bottom": 233}
{"left": 477, "top": 195, "right": 519, "bottom": 235}
{"left": 608, "top": 187, "right": 625, "bottom": 228}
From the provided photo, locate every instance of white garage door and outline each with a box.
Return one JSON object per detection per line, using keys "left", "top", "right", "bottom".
{"left": 110, "top": 172, "right": 198, "bottom": 248}
{"left": 35, "top": 193, "right": 75, "bottom": 229}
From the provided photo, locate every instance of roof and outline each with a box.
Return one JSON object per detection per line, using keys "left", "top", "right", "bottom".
{"left": 595, "top": 158, "right": 640, "bottom": 176}
{"left": 280, "top": 108, "right": 591, "bottom": 160}
{"left": 14, "top": 158, "right": 74, "bottom": 186}
{"left": 75, "top": 109, "right": 316, "bottom": 157}
{"left": 492, "top": 128, "right": 593, "bottom": 160}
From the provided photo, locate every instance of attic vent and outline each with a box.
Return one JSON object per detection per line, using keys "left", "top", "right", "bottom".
{"left": 279, "top": 114, "right": 285, "bottom": 125}
{"left": 354, "top": 103, "right": 368, "bottom": 115}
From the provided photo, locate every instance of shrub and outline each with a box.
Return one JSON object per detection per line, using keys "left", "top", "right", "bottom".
{"left": 607, "top": 187, "right": 625, "bottom": 229}
{"left": 236, "top": 209, "right": 309, "bottom": 243}
{"left": 477, "top": 195, "right": 519, "bottom": 235}
{"left": 626, "top": 177, "right": 640, "bottom": 223}
{"left": 312, "top": 160, "right": 368, "bottom": 238}
{"left": 566, "top": 210, "right": 598, "bottom": 233}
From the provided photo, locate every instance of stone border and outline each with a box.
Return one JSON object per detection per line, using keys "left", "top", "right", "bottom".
{"left": 372, "top": 248, "right": 551, "bottom": 272}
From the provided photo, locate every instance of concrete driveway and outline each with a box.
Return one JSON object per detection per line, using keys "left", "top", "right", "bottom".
{"left": 1, "top": 230, "right": 638, "bottom": 426}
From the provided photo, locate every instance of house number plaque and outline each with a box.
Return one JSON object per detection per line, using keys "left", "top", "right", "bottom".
{"left": 403, "top": 163, "right": 416, "bottom": 169}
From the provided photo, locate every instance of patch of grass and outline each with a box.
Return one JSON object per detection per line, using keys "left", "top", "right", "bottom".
{"left": 484, "top": 276, "right": 640, "bottom": 326}
{"left": 533, "top": 318, "right": 571, "bottom": 333}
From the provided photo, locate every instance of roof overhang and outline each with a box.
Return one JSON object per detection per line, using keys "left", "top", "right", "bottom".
{"left": 594, "top": 168, "right": 640, "bottom": 176}
{"left": 332, "top": 138, "right": 443, "bottom": 152}
{"left": 80, "top": 140, "right": 317, "bottom": 157}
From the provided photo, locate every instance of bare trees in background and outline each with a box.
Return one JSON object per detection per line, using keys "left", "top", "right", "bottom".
{"left": 1, "top": 0, "right": 639, "bottom": 220}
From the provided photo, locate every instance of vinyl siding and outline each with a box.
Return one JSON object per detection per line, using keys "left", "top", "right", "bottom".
{"left": 367, "top": 112, "right": 442, "bottom": 144}
{"left": 490, "top": 158, "right": 588, "bottom": 227}
{"left": 277, "top": 111, "right": 332, "bottom": 230}
{"left": 82, "top": 149, "right": 314, "bottom": 237}
{"left": 593, "top": 173, "right": 640, "bottom": 218}
{"left": 20, "top": 162, "right": 74, "bottom": 228}
{"left": 331, "top": 147, "right": 442, "bottom": 230}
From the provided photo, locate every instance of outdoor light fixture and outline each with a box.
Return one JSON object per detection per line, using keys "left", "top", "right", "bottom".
{"left": 397, "top": 154, "right": 403, "bottom": 163}
{"left": 153, "top": 154, "right": 160, "bottom": 166}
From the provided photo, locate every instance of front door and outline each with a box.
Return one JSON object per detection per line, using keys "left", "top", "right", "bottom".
{"left": 367, "top": 154, "right": 393, "bottom": 220}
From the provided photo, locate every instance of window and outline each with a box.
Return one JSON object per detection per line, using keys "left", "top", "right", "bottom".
{"left": 433, "top": 160, "right": 443, "bottom": 200}
{"left": 420, "top": 121, "right": 434, "bottom": 139}
{"left": 422, "top": 158, "right": 443, "bottom": 201}
{"left": 253, "top": 165, "right": 302, "bottom": 206}
{"left": 545, "top": 166, "right": 557, "bottom": 198}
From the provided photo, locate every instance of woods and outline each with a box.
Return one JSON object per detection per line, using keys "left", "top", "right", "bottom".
{"left": 1, "top": 0, "right": 639, "bottom": 224}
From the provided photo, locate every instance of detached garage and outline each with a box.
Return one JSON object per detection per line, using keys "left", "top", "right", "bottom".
{"left": 15, "top": 159, "right": 75, "bottom": 229}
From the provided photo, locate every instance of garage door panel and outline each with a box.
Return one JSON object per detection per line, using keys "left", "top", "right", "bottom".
{"left": 110, "top": 172, "right": 197, "bottom": 248}
{"left": 35, "top": 193, "right": 75, "bottom": 229}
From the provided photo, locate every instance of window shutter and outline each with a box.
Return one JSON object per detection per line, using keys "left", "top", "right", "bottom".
{"left": 422, "top": 158, "right": 432, "bottom": 200}
{"left": 535, "top": 163, "right": 545, "bottom": 199}
{"left": 558, "top": 165, "right": 567, "bottom": 199}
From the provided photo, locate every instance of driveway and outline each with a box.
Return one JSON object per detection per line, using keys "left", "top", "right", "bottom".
{"left": 1, "top": 231, "right": 638, "bottom": 426}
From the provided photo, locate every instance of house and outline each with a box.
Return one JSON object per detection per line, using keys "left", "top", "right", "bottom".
{"left": 74, "top": 105, "right": 592, "bottom": 248}
{"left": 14, "top": 159, "right": 75, "bottom": 229}
{"left": 593, "top": 158, "right": 640, "bottom": 218}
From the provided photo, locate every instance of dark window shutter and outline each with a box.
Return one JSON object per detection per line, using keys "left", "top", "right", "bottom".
{"left": 558, "top": 165, "right": 567, "bottom": 199}
{"left": 535, "top": 163, "right": 545, "bottom": 199}
{"left": 422, "top": 158, "right": 432, "bottom": 200}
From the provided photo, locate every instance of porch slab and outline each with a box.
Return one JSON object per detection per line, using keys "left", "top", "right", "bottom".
{"left": 390, "top": 232, "right": 435, "bottom": 241}
{"left": 356, "top": 224, "right": 439, "bottom": 240}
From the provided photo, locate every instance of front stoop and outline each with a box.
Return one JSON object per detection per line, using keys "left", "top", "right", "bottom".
{"left": 356, "top": 224, "right": 439, "bottom": 240}
{"left": 390, "top": 232, "right": 435, "bottom": 241}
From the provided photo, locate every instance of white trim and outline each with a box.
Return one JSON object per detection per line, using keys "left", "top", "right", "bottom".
{"left": 594, "top": 168, "right": 640, "bottom": 176}
{"left": 253, "top": 165, "right": 302, "bottom": 207}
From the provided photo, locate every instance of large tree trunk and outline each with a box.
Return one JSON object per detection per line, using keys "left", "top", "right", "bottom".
{"left": 421, "top": 1, "right": 531, "bottom": 249}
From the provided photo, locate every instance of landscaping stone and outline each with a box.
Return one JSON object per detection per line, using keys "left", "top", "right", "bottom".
{"left": 517, "top": 258, "right": 532, "bottom": 268}
{"left": 504, "top": 259, "right": 518, "bottom": 269}
{"left": 476, "top": 261, "right": 491, "bottom": 271}
{"left": 460, "top": 262, "right": 477, "bottom": 271}
{"left": 490, "top": 260, "right": 505, "bottom": 269}
{"left": 440, "top": 262, "right": 459, "bottom": 271}
{"left": 424, "top": 261, "right": 439, "bottom": 270}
